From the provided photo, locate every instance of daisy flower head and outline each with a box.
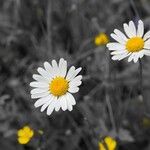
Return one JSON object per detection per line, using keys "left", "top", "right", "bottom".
{"left": 30, "top": 58, "right": 82, "bottom": 116}
{"left": 94, "top": 33, "right": 109, "bottom": 46}
{"left": 107, "top": 20, "right": 150, "bottom": 63}
{"left": 17, "top": 126, "right": 34, "bottom": 145}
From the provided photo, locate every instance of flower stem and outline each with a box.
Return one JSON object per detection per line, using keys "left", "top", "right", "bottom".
{"left": 139, "top": 59, "right": 143, "bottom": 98}
{"left": 105, "top": 49, "right": 117, "bottom": 134}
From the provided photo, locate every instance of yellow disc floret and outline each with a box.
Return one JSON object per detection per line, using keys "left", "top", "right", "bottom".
{"left": 17, "top": 126, "right": 34, "bottom": 145}
{"left": 126, "top": 37, "right": 144, "bottom": 52}
{"left": 50, "top": 77, "right": 69, "bottom": 97}
{"left": 94, "top": 33, "right": 109, "bottom": 46}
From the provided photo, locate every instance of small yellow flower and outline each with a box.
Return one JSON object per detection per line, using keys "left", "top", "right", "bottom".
{"left": 94, "top": 33, "right": 109, "bottom": 46}
{"left": 99, "top": 136, "right": 117, "bottom": 150}
{"left": 17, "top": 126, "right": 34, "bottom": 145}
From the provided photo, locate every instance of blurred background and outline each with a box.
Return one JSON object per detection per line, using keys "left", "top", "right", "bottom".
{"left": 1, "top": 0, "right": 150, "bottom": 149}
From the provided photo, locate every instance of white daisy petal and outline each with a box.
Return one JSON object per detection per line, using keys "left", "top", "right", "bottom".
{"left": 143, "top": 31, "right": 150, "bottom": 41}
{"left": 44, "top": 62, "right": 54, "bottom": 78}
{"left": 111, "top": 33, "right": 126, "bottom": 44}
{"left": 59, "top": 96, "right": 67, "bottom": 111}
{"left": 123, "top": 23, "right": 134, "bottom": 38}
{"left": 66, "top": 92, "right": 76, "bottom": 106}
{"left": 55, "top": 99, "right": 61, "bottom": 112}
{"left": 52, "top": 60, "right": 60, "bottom": 76}
{"left": 137, "top": 20, "right": 144, "bottom": 37}
{"left": 133, "top": 52, "right": 140, "bottom": 63}
{"left": 112, "top": 52, "right": 128, "bottom": 61}
{"left": 31, "top": 92, "right": 49, "bottom": 99}
{"left": 66, "top": 66, "right": 76, "bottom": 80}
{"left": 128, "top": 53, "right": 135, "bottom": 62}
{"left": 30, "top": 88, "right": 48, "bottom": 94}
{"left": 32, "top": 74, "right": 48, "bottom": 82}
{"left": 67, "top": 67, "right": 82, "bottom": 81}
{"left": 114, "top": 29, "right": 128, "bottom": 41}
{"left": 34, "top": 95, "right": 52, "bottom": 108}
{"left": 41, "top": 96, "right": 54, "bottom": 112}
{"left": 129, "top": 21, "right": 136, "bottom": 36}
{"left": 68, "top": 86, "right": 79, "bottom": 93}
{"left": 37, "top": 67, "right": 51, "bottom": 81}
{"left": 143, "top": 49, "right": 150, "bottom": 56}
{"left": 144, "top": 39, "right": 150, "bottom": 49}
{"left": 47, "top": 97, "right": 57, "bottom": 115}
{"left": 69, "top": 81, "right": 82, "bottom": 88}
{"left": 111, "top": 50, "right": 127, "bottom": 55}
{"left": 30, "top": 82, "right": 48, "bottom": 88}
{"left": 69, "top": 75, "right": 82, "bottom": 84}
{"left": 118, "top": 52, "right": 130, "bottom": 60}
{"left": 107, "top": 42, "right": 125, "bottom": 51}
{"left": 66, "top": 98, "right": 73, "bottom": 111}
{"left": 59, "top": 58, "right": 67, "bottom": 77}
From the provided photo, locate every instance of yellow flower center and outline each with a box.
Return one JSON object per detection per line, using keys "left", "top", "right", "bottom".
{"left": 126, "top": 37, "right": 144, "bottom": 52}
{"left": 49, "top": 77, "right": 69, "bottom": 96}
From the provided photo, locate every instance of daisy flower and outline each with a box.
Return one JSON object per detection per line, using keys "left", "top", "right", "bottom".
{"left": 17, "top": 126, "right": 34, "bottom": 145}
{"left": 107, "top": 20, "right": 150, "bottom": 63}
{"left": 30, "top": 58, "right": 82, "bottom": 115}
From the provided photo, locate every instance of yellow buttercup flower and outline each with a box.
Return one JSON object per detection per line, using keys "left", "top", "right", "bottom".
{"left": 17, "top": 126, "right": 34, "bottom": 145}
{"left": 99, "top": 136, "right": 117, "bottom": 150}
{"left": 94, "top": 33, "right": 109, "bottom": 46}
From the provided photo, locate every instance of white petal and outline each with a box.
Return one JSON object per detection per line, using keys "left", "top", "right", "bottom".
{"left": 66, "top": 66, "right": 76, "bottom": 80}
{"left": 128, "top": 53, "right": 135, "bottom": 62}
{"left": 67, "top": 67, "right": 82, "bottom": 81}
{"left": 59, "top": 58, "right": 67, "bottom": 77}
{"left": 47, "top": 97, "right": 57, "bottom": 115}
{"left": 144, "top": 39, "right": 150, "bottom": 49}
{"left": 107, "top": 42, "right": 125, "bottom": 51}
{"left": 32, "top": 74, "right": 48, "bottom": 83}
{"left": 31, "top": 92, "right": 49, "bottom": 99}
{"left": 69, "top": 81, "right": 82, "bottom": 88}
{"left": 34, "top": 95, "right": 52, "bottom": 108}
{"left": 111, "top": 33, "right": 126, "bottom": 44}
{"left": 114, "top": 29, "right": 128, "bottom": 41}
{"left": 30, "top": 88, "right": 48, "bottom": 94}
{"left": 52, "top": 60, "right": 60, "bottom": 76}
{"left": 60, "top": 96, "right": 67, "bottom": 111}
{"left": 123, "top": 23, "right": 135, "bottom": 38}
{"left": 30, "top": 82, "right": 49, "bottom": 88}
{"left": 37, "top": 67, "right": 51, "bottom": 81}
{"left": 143, "top": 49, "right": 150, "bottom": 56}
{"left": 66, "top": 93, "right": 76, "bottom": 106}
{"left": 68, "top": 86, "right": 79, "bottom": 93}
{"left": 55, "top": 100, "right": 61, "bottom": 112}
{"left": 69, "top": 75, "right": 82, "bottom": 84}
{"left": 111, "top": 53, "right": 128, "bottom": 61}
{"left": 137, "top": 20, "right": 144, "bottom": 37}
{"left": 118, "top": 52, "right": 130, "bottom": 60}
{"left": 129, "top": 21, "right": 136, "bottom": 36}
{"left": 133, "top": 52, "right": 140, "bottom": 63}
{"left": 111, "top": 50, "right": 127, "bottom": 55}
{"left": 41, "top": 96, "right": 54, "bottom": 112}
{"left": 44, "top": 62, "right": 54, "bottom": 78}
{"left": 144, "top": 31, "right": 150, "bottom": 41}
{"left": 66, "top": 99, "right": 73, "bottom": 111}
